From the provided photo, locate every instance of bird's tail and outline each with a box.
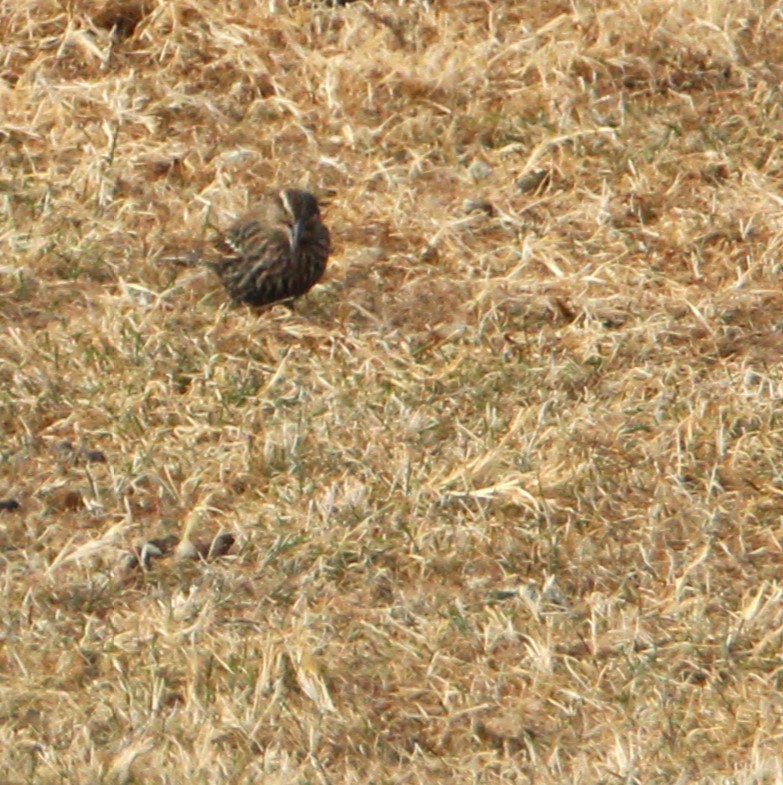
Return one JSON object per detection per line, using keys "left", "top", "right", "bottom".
{"left": 160, "top": 248, "right": 204, "bottom": 268}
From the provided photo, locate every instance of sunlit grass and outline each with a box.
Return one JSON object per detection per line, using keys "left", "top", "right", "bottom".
{"left": 2, "top": 0, "right": 783, "bottom": 782}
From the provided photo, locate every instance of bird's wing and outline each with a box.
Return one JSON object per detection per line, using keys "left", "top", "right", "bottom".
{"left": 232, "top": 243, "right": 293, "bottom": 292}
{"left": 218, "top": 219, "right": 289, "bottom": 263}
{"left": 220, "top": 218, "right": 264, "bottom": 256}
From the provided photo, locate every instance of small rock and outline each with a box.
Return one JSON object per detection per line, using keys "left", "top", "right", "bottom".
{"left": 119, "top": 534, "right": 179, "bottom": 572}
{"left": 516, "top": 168, "right": 550, "bottom": 194}
{"left": 177, "top": 532, "right": 236, "bottom": 561}
{"left": 48, "top": 489, "right": 84, "bottom": 511}
{"left": 147, "top": 535, "right": 180, "bottom": 553}
{"left": 208, "top": 532, "right": 236, "bottom": 559}
{"left": 144, "top": 155, "right": 184, "bottom": 179}
{"left": 93, "top": 0, "right": 150, "bottom": 40}
{"left": 137, "top": 540, "right": 166, "bottom": 569}
{"left": 487, "top": 589, "right": 520, "bottom": 602}
{"left": 702, "top": 162, "right": 730, "bottom": 185}
{"left": 421, "top": 244, "right": 440, "bottom": 264}
{"left": 117, "top": 552, "right": 141, "bottom": 574}
{"left": 463, "top": 198, "right": 495, "bottom": 216}
{"left": 81, "top": 449, "right": 107, "bottom": 464}
{"left": 468, "top": 159, "right": 494, "bottom": 182}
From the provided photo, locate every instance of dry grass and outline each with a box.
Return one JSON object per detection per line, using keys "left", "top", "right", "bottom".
{"left": 2, "top": 0, "right": 783, "bottom": 781}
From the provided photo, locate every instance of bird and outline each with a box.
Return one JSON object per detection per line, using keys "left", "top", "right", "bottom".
{"left": 196, "top": 188, "right": 331, "bottom": 308}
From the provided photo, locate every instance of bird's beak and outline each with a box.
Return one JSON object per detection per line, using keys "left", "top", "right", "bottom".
{"left": 291, "top": 216, "right": 306, "bottom": 253}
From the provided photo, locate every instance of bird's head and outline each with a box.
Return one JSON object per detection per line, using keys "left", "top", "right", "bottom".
{"left": 277, "top": 188, "right": 322, "bottom": 253}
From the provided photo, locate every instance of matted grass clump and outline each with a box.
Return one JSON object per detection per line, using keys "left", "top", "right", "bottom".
{"left": 2, "top": 0, "right": 783, "bottom": 782}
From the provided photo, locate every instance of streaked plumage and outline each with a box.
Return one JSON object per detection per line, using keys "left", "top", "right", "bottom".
{"left": 202, "top": 188, "right": 331, "bottom": 308}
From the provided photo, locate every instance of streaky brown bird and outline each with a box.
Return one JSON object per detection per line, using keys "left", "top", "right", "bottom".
{"left": 200, "top": 188, "right": 331, "bottom": 308}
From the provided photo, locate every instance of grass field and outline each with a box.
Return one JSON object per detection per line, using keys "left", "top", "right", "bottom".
{"left": 2, "top": 0, "right": 783, "bottom": 782}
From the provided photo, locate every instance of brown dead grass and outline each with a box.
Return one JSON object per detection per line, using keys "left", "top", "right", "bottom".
{"left": 2, "top": 0, "right": 783, "bottom": 782}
